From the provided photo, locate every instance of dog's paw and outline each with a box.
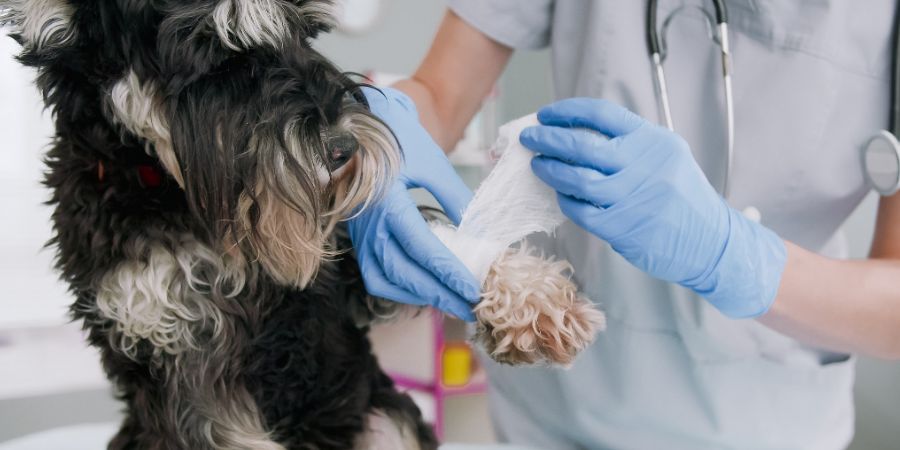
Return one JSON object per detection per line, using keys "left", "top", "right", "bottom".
{"left": 473, "top": 245, "right": 606, "bottom": 366}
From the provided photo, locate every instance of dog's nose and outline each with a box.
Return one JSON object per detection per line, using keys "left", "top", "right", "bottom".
{"left": 325, "top": 132, "right": 359, "bottom": 171}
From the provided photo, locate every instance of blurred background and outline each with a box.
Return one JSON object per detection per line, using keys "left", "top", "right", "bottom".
{"left": 0, "top": 0, "right": 898, "bottom": 448}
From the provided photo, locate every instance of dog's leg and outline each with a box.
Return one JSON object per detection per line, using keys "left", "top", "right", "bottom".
{"left": 174, "top": 369, "right": 285, "bottom": 450}
{"left": 355, "top": 411, "right": 423, "bottom": 450}
{"left": 92, "top": 235, "right": 284, "bottom": 449}
{"left": 355, "top": 372, "right": 439, "bottom": 450}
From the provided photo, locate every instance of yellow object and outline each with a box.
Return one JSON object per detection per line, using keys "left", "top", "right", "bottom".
{"left": 442, "top": 344, "right": 473, "bottom": 387}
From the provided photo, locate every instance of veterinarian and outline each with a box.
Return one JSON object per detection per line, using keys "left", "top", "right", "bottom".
{"left": 348, "top": 1, "right": 900, "bottom": 448}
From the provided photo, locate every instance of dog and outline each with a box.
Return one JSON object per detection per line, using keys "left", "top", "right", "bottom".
{"left": 1, "top": 0, "right": 437, "bottom": 448}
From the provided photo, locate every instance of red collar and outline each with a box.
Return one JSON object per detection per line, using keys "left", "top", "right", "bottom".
{"left": 97, "top": 160, "right": 163, "bottom": 188}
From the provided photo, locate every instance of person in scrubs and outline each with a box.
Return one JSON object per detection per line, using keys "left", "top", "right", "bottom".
{"left": 347, "top": 1, "right": 900, "bottom": 448}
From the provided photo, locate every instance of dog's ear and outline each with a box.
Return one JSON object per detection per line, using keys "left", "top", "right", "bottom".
{"left": 158, "top": 0, "right": 337, "bottom": 86}
{"left": 209, "top": 0, "right": 338, "bottom": 46}
{"left": 288, "top": 0, "right": 338, "bottom": 38}
{"left": 1, "top": 0, "right": 78, "bottom": 57}
{"left": 207, "top": 0, "right": 337, "bottom": 50}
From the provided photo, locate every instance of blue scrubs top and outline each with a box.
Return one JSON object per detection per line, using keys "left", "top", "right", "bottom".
{"left": 448, "top": 0, "right": 896, "bottom": 448}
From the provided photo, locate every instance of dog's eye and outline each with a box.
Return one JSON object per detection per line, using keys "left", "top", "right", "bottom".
{"left": 325, "top": 132, "right": 359, "bottom": 171}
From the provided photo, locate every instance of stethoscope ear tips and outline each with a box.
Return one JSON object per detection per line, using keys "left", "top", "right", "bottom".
{"left": 862, "top": 130, "right": 900, "bottom": 196}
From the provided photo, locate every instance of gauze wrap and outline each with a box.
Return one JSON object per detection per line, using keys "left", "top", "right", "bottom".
{"left": 432, "top": 114, "right": 564, "bottom": 281}
{"left": 432, "top": 114, "right": 605, "bottom": 366}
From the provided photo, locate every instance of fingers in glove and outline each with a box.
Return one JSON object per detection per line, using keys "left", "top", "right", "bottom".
{"left": 362, "top": 263, "right": 475, "bottom": 321}
{"left": 386, "top": 200, "right": 481, "bottom": 302}
{"left": 373, "top": 234, "right": 477, "bottom": 321}
{"left": 537, "top": 98, "right": 646, "bottom": 138}
{"left": 555, "top": 192, "right": 610, "bottom": 237}
{"left": 520, "top": 125, "right": 635, "bottom": 174}
{"left": 420, "top": 169, "right": 474, "bottom": 226}
{"left": 532, "top": 156, "right": 647, "bottom": 208}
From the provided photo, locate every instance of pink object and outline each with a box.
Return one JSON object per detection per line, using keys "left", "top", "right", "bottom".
{"left": 390, "top": 311, "right": 487, "bottom": 440}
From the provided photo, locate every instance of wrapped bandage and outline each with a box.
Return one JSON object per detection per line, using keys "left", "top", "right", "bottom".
{"left": 432, "top": 115, "right": 606, "bottom": 366}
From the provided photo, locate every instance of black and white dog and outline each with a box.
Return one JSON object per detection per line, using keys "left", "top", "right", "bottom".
{"left": 1, "top": 1, "right": 437, "bottom": 448}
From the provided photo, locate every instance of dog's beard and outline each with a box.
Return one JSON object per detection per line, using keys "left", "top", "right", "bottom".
{"left": 231, "top": 101, "right": 399, "bottom": 288}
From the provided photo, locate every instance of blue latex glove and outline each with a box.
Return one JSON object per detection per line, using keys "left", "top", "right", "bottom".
{"left": 520, "top": 98, "right": 787, "bottom": 318}
{"left": 348, "top": 87, "right": 480, "bottom": 321}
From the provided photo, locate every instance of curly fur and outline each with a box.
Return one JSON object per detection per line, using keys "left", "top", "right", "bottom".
{"left": 474, "top": 244, "right": 606, "bottom": 366}
{"left": 92, "top": 235, "right": 245, "bottom": 360}
{"left": 3, "top": 0, "right": 435, "bottom": 448}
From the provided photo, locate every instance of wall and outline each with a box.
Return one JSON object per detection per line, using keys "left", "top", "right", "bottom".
{"left": 315, "top": 0, "right": 555, "bottom": 122}
{"left": 0, "top": 34, "right": 70, "bottom": 329}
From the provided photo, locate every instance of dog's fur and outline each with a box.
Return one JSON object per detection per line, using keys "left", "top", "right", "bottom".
{"left": 2, "top": 1, "right": 437, "bottom": 448}
{"left": 475, "top": 244, "right": 605, "bottom": 366}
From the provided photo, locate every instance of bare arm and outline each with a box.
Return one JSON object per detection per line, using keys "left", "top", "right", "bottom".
{"left": 393, "top": 10, "right": 513, "bottom": 152}
{"left": 761, "top": 194, "right": 900, "bottom": 359}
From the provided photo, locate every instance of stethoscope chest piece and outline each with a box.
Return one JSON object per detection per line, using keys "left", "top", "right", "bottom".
{"left": 862, "top": 130, "right": 900, "bottom": 196}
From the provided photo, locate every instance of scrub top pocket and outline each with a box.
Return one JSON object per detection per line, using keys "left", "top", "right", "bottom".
{"left": 729, "top": 0, "right": 894, "bottom": 78}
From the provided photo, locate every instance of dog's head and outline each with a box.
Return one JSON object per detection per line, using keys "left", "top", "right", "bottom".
{"left": 3, "top": 0, "right": 399, "bottom": 288}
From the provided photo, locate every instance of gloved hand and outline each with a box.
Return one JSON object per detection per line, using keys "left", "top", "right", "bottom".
{"left": 348, "top": 87, "right": 480, "bottom": 321}
{"left": 520, "top": 98, "right": 787, "bottom": 318}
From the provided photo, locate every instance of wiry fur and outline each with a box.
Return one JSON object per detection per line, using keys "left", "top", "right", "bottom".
{"left": 211, "top": 0, "right": 336, "bottom": 51}
{"left": 4, "top": 0, "right": 436, "bottom": 448}
{"left": 1, "top": 0, "right": 75, "bottom": 51}
{"left": 475, "top": 245, "right": 606, "bottom": 366}
{"left": 107, "top": 70, "right": 185, "bottom": 188}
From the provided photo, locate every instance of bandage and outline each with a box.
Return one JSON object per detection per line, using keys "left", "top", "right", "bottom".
{"left": 432, "top": 114, "right": 565, "bottom": 282}
{"left": 433, "top": 114, "right": 605, "bottom": 366}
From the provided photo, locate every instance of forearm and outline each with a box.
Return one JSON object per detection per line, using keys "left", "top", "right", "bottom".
{"left": 393, "top": 78, "right": 464, "bottom": 151}
{"left": 391, "top": 10, "right": 512, "bottom": 153}
{"left": 761, "top": 241, "right": 900, "bottom": 359}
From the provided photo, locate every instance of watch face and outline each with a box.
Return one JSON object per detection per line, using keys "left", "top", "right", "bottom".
{"left": 334, "top": 0, "right": 382, "bottom": 34}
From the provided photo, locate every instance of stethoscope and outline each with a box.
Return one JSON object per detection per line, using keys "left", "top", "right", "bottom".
{"left": 647, "top": 0, "right": 900, "bottom": 198}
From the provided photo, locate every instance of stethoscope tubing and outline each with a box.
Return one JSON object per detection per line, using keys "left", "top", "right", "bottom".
{"left": 891, "top": 0, "right": 900, "bottom": 135}
{"left": 647, "top": 0, "right": 734, "bottom": 198}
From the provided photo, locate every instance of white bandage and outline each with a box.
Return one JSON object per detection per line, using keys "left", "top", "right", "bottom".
{"left": 432, "top": 114, "right": 565, "bottom": 282}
